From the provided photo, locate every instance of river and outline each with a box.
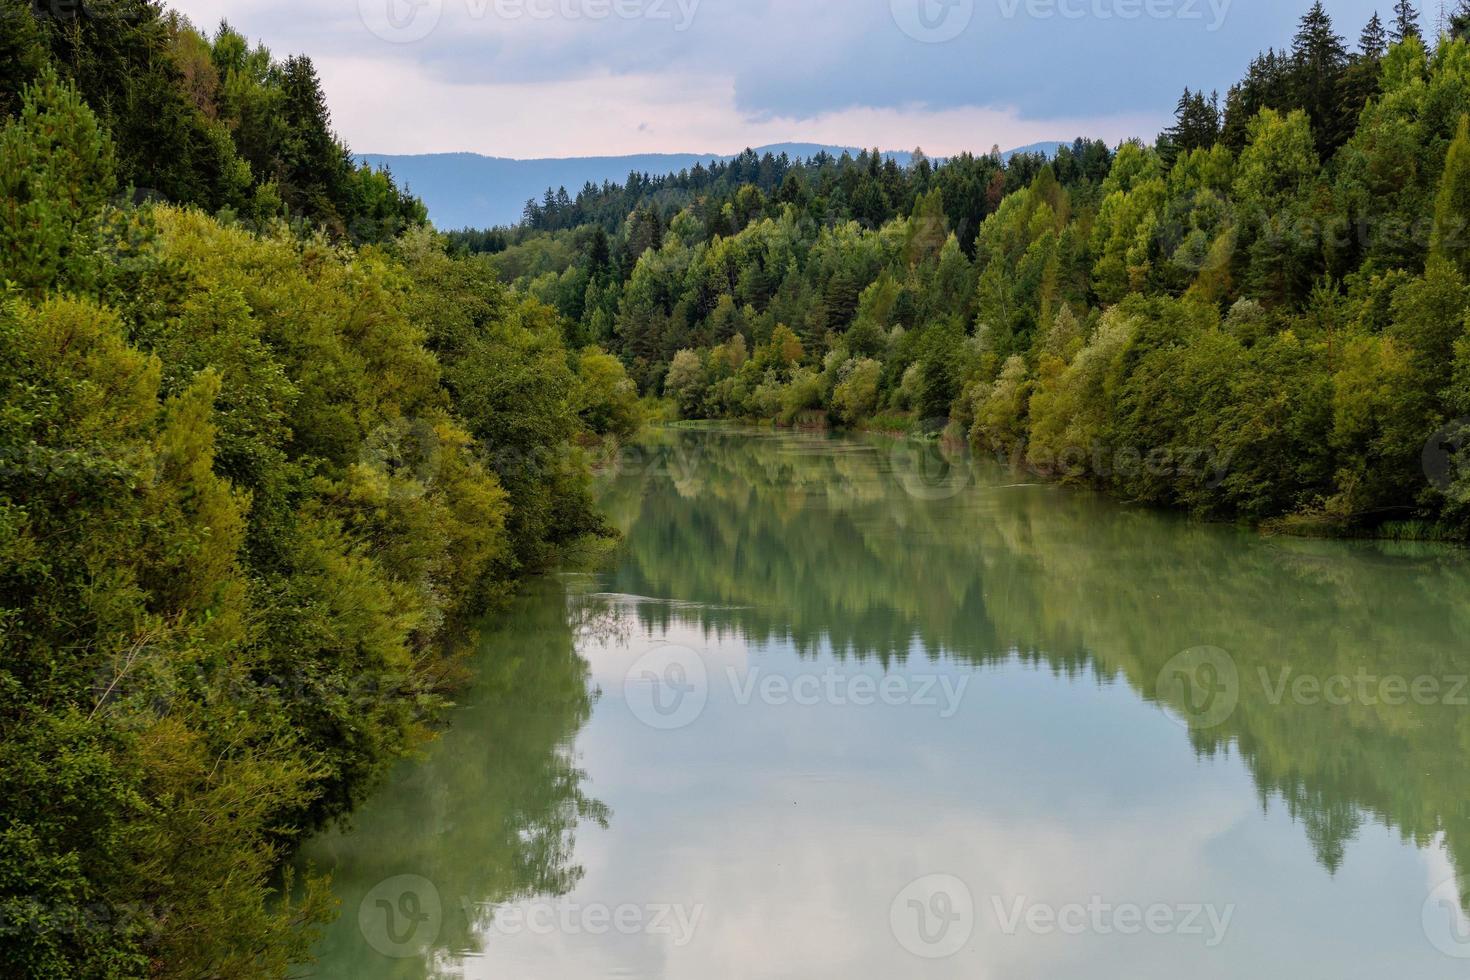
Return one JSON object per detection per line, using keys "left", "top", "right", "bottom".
{"left": 300, "top": 427, "right": 1470, "bottom": 978}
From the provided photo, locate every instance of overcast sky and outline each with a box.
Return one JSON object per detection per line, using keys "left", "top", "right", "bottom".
{"left": 170, "top": 0, "right": 1392, "bottom": 158}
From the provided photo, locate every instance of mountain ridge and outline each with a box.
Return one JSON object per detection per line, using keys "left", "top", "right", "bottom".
{"left": 358, "top": 141, "right": 1073, "bottom": 229}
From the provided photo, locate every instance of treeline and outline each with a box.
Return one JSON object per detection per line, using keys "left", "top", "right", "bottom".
{"left": 1, "top": 0, "right": 424, "bottom": 241}
{"left": 449, "top": 140, "right": 1113, "bottom": 259}
{"left": 471, "top": 139, "right": 1113, "bottom": 357}
{"left": 0, "top": 8, "right": 641, "bottom": 980}
{"left": 487, "top": 1, "right": 1470, "bottom": 537}
{"left": 494, "top": 142, "right": 1111, "bottom": 238}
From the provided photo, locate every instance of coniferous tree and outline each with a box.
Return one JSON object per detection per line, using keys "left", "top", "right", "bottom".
{"left": 0, "top": 69, "right": 115, "bottom": 295}
{"left": 621, "top": 207, "right": 664, "bottom": 269}
{"left": 1337, "top": 13, "right": 1390, "bottom": 148}
{"left": 1222, "top": 49, "right": 1294, "bottom": 150}
{"left": 1392, "top": 0, "right": 1422, "bottom": 41}
{"left": 14, "top": 0, "right": 250, "bottom": 210}
{"left": 1360, "top": 11, "right": 1389, "bottom": 57}
{"left": 277, "top": 54, "right": 350, "bottom": 231}
{"left": 1452, "top": 0, "right": 1470, "bottom": 39}
{"left": 587, "top": 225, "right": 612, "bottom": 277}
{"left": 1291, "top": 2, "right": 1350, "bottom": 156}
{"left": 1163, "top": 88, "right": 1194, "bottom": 162}
{"left": 1202, "top": 89, "right": 1223, "bottom": 147}
{"left": 1163, "top": 88, "right": 1223, "bottom": 162}
{"left": 0, "top": 2, "right": 46, "bottom": 118}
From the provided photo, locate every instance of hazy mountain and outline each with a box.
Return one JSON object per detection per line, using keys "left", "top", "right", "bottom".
{"left": 1001, "top": 141, "right": 1072, "bottom": 160}
{"left": 357, "top": 142, "right": 1071, "bottom": 229}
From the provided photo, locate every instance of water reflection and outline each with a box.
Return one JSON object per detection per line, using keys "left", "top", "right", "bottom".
{"left": 304, "top": 427, "right": 1470, "bottom": 978}
{"left": 603, "top": 429, "right": 1470, "bottom": 886}
{"left": 297, "top": 584, "right": 608, "bottom": 978}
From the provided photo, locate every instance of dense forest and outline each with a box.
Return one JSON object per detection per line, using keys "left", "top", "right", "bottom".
{"left": 7, "top": 0, "right": 1470, "bottom": 974}
{"left": 477, "top": 1, "right": 1470, "bottom": 538}
{"left": 0, "top": 1, "right": 640, "bottom": 977}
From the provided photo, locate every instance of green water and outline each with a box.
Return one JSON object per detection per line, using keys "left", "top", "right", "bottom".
{"left": 301, "top": 428, "right": 1470, "bottom": 978}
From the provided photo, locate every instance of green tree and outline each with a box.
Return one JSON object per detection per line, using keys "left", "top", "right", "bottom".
{"left": 0, "top": 69, "right": 115, "bottom": 295}
{"left": 1392, "top": 0, "right": 1422, "bottom": 42}
{"left": 1162, "top": 88, "right": 1222, "bottom": 161}
{"left": 1431, "top": 115, "right": 1470, "bottom": 277}
{"left": 1360, "top": 11, "right": 1389, "bottom": 58}
{"left": 831, "top": 358, "right": 882, "bottom": 424}
{"left": 0, "top": 1, "right": 46, "bottom": 118}
{"left": 575, "top": 347, "right": 642, "bottom": 440}
{"left": 1389, "top": 256, "right": 1470, "bottom": 399}
{"left": 1329, "top": 333, "right": 1428, "bottom": 515}
{"left": 1454, "top": 1, "right": 1470, "bottom": 41}
{"left": 665, "top": 349, "right": 707, "bottom": 417}
{"left": 1291, "top": 2, "right": 1350, "bottom": 155}
{"left": 917, "top": 322, "right": 964, "bottom": 422}
{"left": 276, "top": 55, "right": 349, "bottom": 232}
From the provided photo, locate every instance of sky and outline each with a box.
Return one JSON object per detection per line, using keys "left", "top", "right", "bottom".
{"left": 169, "top": 0, "right": 1395, "bottom": 158}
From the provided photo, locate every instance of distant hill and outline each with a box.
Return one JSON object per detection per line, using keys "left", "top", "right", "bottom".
{"left": 1001, "top": 141, "right": 1072, "bottom": 160}
{"left": 357, "top": 142, "right": 1071, "bottom": 230}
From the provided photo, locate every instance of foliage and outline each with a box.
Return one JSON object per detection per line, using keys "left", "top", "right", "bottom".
{"left": 466, "top": 6, "right": 1470, "bottom": 543}
{"left": 0, "top": 2, "right": 423, "bottom": 242}
{"left": 0, "top": 70, "right": 618, "bottom": 979}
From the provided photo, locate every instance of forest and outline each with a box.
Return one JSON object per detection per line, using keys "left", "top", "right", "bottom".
{"left": 0, "top": 1, "right": 640, "bottom": 976}
{"left": 6, "top": 0, "right": 1470, "bottom": 975}
{"left": 477, "top": 1, "right": 1470, "bottom": 537}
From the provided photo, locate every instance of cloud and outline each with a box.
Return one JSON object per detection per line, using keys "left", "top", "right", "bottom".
{"left": 451, "top": 618, "right": 1257, "bottom": 979}
{"left": 167, "top": 0, "right": 1386, "bottom": 156}
{"left": 314, "top": 54, "right": 1159, "bottom": 156}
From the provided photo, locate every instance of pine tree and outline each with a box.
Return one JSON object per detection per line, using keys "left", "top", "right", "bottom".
{"left": 1360, "top": 12, "right": 1389, "bottom": 57}
{"left": 1292, "top": 2, "right": 1350, "bottom": 157}
{"left": 1451, "top": 0, "right": 1470, "bottom": 39}
{"left": 0, "top": 69, "right": 116, "bottom": 295}
{"left": 1163, "top": 88, "right": 1223, "bottom": 161}
{"left": 278, "top": 54, "right": 349, "bottom": 230}
{"left": 1392, "top": 0, "right": 1422, "bottom": 41}
{"left": 587, "top": 225, "right": 612, "bottom": 278}
{"left": 1221, "top": 49, "right": 1294, "bottom": 150}
{"left": 1162, "top": 88, "right": 1195, "bottom": 162}
{"left": 1340, "top": 16, "right": 1389, "bottom": 143}
{"left": 1295, "top": 4, "right": 1348, "bottom": 79}
{"left": 0, "top": 1, "right": 47, "bottom": 118}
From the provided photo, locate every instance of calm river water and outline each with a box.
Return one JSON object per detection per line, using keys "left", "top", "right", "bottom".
{"left": 302, "top": 427, "right": 1470, "bottom": 978}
